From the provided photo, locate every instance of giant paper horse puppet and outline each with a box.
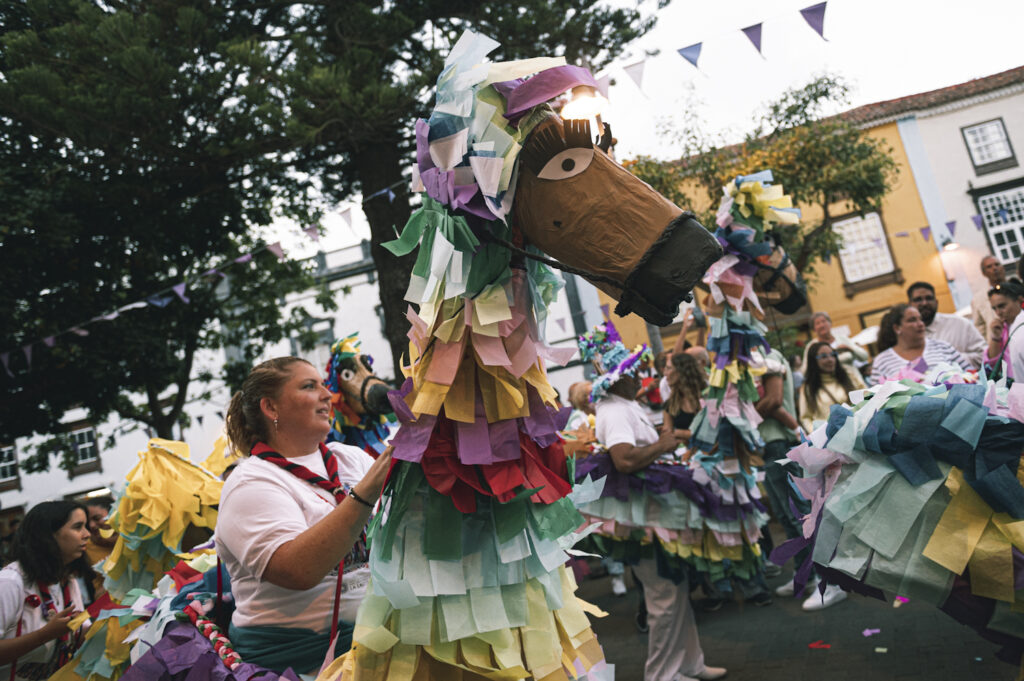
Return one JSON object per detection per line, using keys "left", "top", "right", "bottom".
{"left": 318, "top": 31, "right": 723, "bottom": 681}
{"left": 573, "top": 173, "right": 807, "bottom": 590}
{"left": 324, "top": 333, "right": 396, "bottom": 455}
{"left": 778, "top": 365, "right": 1024, "bottom": 674}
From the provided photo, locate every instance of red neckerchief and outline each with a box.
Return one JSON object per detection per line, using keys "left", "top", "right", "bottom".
{"left": 36, "top": 580, "right": 75, "bottom": 666}
{"left": 251, "top": 442, "right": 347, "bottom": 503}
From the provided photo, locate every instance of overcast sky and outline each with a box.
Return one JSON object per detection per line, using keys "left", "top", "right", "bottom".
{"left": 280, "top": 0, "right": 1024, "bottom": 256}
{"left": 606, "top": 0, "right": 1024, "bottom": 158}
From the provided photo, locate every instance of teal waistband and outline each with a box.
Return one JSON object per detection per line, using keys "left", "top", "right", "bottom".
{"left": 229, "top": 621, "right": 354, "bottom": 674}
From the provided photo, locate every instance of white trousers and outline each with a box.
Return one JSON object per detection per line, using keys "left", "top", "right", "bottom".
{"left": 632, "top": 558, "right": 705, "bottom": 681}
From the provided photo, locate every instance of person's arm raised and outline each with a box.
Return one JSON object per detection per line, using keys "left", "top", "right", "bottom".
{"left": 263, "top": 447, "right": 392, "bottom": 591}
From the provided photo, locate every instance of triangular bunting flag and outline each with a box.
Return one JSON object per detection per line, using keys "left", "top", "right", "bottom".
{"left": 386, "top": 189, "right": 396, "bottom": 203}
{"left": 303, "top": 225, "right": 320, "bottom": 241}
{"left": 22, "top": 345, "right": 31, "bottom": 372}
{"left": 945, "top": 220, "right": 956, "bottom": 237}
{"left": 555, "top": 318, "right": 567, "bottom": 333}
{"left": 998, "top": 208, "right": 1010, "bottom": 223}
{"left": 147, "top": 294, "right": 174, "bottom": 308}
{"left": 44, "top": 336, "right": 56, "bottom": 348}
{"left": 872, "top": 238, "right": 884, "bottom": 248}
{"left": 266, "top": 242, "right": 285, "bottom": 259}
{"left": 920, "top": 226, "right": 931, "bottom": 242}
{"left": 894, "top": 231, "right": 910, "bottom": 237}
{"left": 339, "top": 207, "right": 353, "bottom": 232}
{"left": 972, "top": 214, "right": 984, "bottom": 230}
{"left": 741, "top": 24, "right": 763, "bottom": 55}
{"left": 0, "top": 353, "right": 12, "bottom": 378}
{"left": 172, "top": 282, "right": 190, "bottom": 303}
{"left": 623, "top": 61, "right": 645, "bottom": 90}
{"left": 71, "top": 327, "right": 89, "bottom": 337}
{"left": 800, "top": 2, "right": 828, "bottom": 39}
{"left": 600, "top": 303, "right": 611, "bottom": 320}
{"left": 677, "top": 43, "right": 702, "bottom": 69}
{"left": 202, "top": 267, "right": 226, "bottom": 279}
{"left": 234, "top": 253, "right": 254, "bottom": 264}
{"left": 595, "top": 74, "right": 611, "bottom": 98}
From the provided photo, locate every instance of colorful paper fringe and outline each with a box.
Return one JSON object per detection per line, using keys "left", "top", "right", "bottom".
{"left": 779, "top": 366, "right": 1024, "bottom": 668}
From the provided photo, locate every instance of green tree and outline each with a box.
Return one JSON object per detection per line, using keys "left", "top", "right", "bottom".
{"left": 629, "top": 75, "right": 900, "bottom": 283}
{"left": 0, "top": 0, "right": 334, "bottom": 465}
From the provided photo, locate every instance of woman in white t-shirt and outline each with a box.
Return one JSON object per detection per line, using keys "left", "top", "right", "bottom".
{"left": 217, "top": 356, "right": 392, "bottom": 674}
{"left": 0, "top": 500, "right": 92, "bottom": 681}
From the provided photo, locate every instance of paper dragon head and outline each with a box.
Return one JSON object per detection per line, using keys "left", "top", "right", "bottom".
{"left": 396, "top": 30, "right": 722, "bottom": 326}
{"left": 578, "top": 321, "right": 653, "bottom": 402}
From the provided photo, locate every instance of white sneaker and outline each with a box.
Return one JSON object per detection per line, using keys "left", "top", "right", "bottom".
{"left": 674, "top": 667, "right": 727, "bottom": 681}
{"left": 802, "top": 583, "right": 848, "bottom": 611}
{"left": 611, "top": 574, "right": 627, "bottom": 596}
{"left": 775, "top": 576, "right": 817, "bottom": 597}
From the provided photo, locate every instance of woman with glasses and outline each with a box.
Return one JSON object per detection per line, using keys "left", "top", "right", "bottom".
{"left": 983, "top": 281, "right": 1024, "bottom": 379}
{"left": 798, "top": 341, "right": 865, "bottom": 432}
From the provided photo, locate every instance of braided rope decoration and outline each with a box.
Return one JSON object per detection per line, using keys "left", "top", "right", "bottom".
{"left": 183, "top": 596, "right": 243, "bottom": 670}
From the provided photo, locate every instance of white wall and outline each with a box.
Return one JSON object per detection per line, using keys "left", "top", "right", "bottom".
{"left": 913, "top": 85, "right": 1024, "bottom": 301}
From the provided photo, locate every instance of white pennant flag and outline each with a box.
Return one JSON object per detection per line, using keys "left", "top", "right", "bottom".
{"left": 623, "top": 60, "right": 646, "bottom": 91}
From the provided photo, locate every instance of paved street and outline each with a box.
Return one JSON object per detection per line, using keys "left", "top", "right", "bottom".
{"left": 578, "top": 566, "right": 1011, "bottom": 681}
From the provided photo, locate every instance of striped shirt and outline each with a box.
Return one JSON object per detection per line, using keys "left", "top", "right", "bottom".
{"left": 869, "top": 339, "right": 971, "bottom": 384}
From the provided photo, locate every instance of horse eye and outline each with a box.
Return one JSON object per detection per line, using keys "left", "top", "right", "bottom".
{"left": 340, "top": 369, "right": 355, "bottom": 382}
{"left": 537, "top": 147, "right": 594, "bottom": 180}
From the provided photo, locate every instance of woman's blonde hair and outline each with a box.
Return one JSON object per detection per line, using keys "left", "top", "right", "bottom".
{"left": 225, "top": 356, "right": 312, "bottom": 454}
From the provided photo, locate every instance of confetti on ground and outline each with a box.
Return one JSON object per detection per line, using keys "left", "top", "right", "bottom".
{"left": 893, "top": 596, "right": 909, "bottom": 608}
{"left": 808, "top": 640, "right": 832, "bottom": 649}
{"left": 862, "top": 628, "right": 881, "bottom": 637}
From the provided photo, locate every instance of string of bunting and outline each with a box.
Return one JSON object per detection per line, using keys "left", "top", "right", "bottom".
{"left": 616, "top": 1, "right": 830, "bottom": 90}
{"left": 2, "top": 178, "right": 409, "bottom": 378}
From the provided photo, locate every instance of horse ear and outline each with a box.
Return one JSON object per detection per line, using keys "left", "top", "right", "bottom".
{"left": 597, "top": 123, "right": 614, "bottom": 153}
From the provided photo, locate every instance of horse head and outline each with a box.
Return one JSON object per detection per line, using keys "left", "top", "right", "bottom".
{"left": 324, "top": 334, "right": 392, "bottom": 421}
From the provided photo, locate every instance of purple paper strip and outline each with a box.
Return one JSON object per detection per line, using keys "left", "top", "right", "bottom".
{"left": 389, "top": 413, "right": 436, "bottom": 463}
{"left": 501, "top": 65, "right": 598, "bottom": 120}
{"left": 416, "top": 119, "right": 432, "bottom": 173}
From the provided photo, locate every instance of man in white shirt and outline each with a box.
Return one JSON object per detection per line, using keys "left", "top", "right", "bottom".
{"left": 908, "top": 281, "right": 986, "bottom": 369}
{"left": 972, "top": 255, "right": 1009, "bottom": 340}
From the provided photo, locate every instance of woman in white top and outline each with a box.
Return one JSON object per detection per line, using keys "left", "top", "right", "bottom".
{"left": 799, "top": 341, "right": 865, "bottom": 432}
{"left": 870, "top": 304, "right": 971, "bottom": 384}
{"left": 0, "top": 501, "right": 92, "bottom": 681}
{"left": 217, "top": 356, "right": 392, "bottom": 674}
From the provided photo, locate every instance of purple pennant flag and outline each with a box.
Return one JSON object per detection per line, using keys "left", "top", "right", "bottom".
{"left": 894, "top": 231, "right": 910, "bottom": 237}
{"left": 0, "top": 353, "right": 12, "bottom": 378}
{"left": 741, "top": 24, "right": 763, "bottom": 55}
{"left": 234, "top": 253, "right": 254, "bottom": 264}
{"left": 22, "top": 345, "right": 31, "bottom": 372}
{"left": 303, "top": 225, "right": 320, "bottom": 241}
{"left": 677, "top": 43, "right": 702, "bottom": 69}
{"left": 266, "top": 242, "right": 285, "bottom": 260}
{"left": 44, "top": 336, "right": 56, "bottom": 348}
{"left": 555, "top": 318, "right": 567, "bottom": 332}
{"left": 172, "top": 282, "right": 190, "bottom": 303}
{"left": 920, "top": 226, "right": 932, "bottom": 242}
{"left": 147, "top": 294, "right": 174, "bottom": 308}
{"left": 800, "top": 2, "right": 828, "bottom": 39}
{"left": 972, "top": 214, "right": 984, "bottom": 230}
{"left": 202, "top": 267, "right": 226, "bottom": 279}
{"left": 945, "top": 220, "right": 956, "bottom": 237}
{"left": 999, "top": 208, "right": 1010, "bottom": 223}
{"left": 872, "top": 238, "right": 884, "bottom": 249}
{"left": 600, "top": 303, "right": 610, "bottom": 320}
{"left": 386, "top": 189, "right": 396, "bottom": 203}
{"left": 71, "top": 327, "right": 89, "bottom": 337}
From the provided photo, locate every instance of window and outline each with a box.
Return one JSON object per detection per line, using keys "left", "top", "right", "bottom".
{"left": 68, "top": 426, "right": 100, "bottom": 473}
{"left": 0, "top": 446, "right": 18, "bottom": 491}
{"left": 977, "top": 186, "right": 1024, "bottom": 264}
{"left": 962, "top": 119, "right": 1017, "bottom": 174}
{"left": 833, "top": 212, "right": 902, "bottom": 296}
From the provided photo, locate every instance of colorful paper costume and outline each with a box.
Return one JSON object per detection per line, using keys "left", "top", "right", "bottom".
{"left": 324, "top": 333, "right": 396, "bottom": 455}
{"left": 777, "top": 365, "right": 1024, "bottom": 672}
{"left": 574, "top": 172, "right": 804, "bottom": 585}
{"left": 333, "top": 29, "right": 719, "bottom": 681}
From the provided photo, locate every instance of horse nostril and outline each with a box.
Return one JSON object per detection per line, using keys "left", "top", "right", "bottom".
{"left": 553, "top": 220, "right": 562, "bottom": 228}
